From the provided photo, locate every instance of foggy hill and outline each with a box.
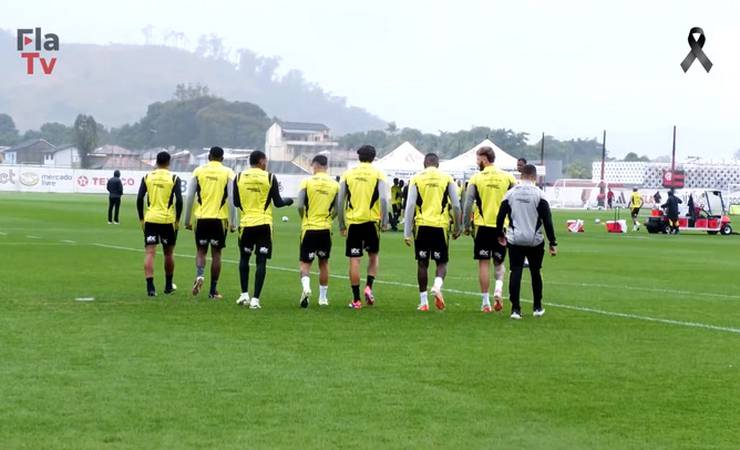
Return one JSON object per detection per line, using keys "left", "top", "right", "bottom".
{"left": 0, "top": 30, "right": 385, "bottom": 134}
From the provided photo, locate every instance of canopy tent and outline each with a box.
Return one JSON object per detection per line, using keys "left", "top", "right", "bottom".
{"left": 439, "top": 139, "right": 520, "bottom": 173}
{"left": 375, "top": 141, "right": 425, "bottom": 174}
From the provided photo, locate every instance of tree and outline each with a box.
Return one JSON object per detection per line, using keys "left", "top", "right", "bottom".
{"left": 174, "top": 83, "right": 211, "bottom": 101}
{"left": 623, "top": 152, "right": 650, "bottom": 162}
{"left": 74, "top": 115, "right": 99, "bottom": 168}
{"left": 0, "top": 113, "right": 19, "bottom": 145}
{"left": 385, "top": 121, "right": 398, "bottom": 134}
{"left": 565, "top": 161, "right": 589, "bottom": 179}
{"left": 39, "top": 122, "right": 74, "bottom": 146}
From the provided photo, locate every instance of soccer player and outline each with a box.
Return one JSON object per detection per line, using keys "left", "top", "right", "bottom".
{"left": 183, "top": 146, "right": 236, "bottom": 299}
{"left": 337, "top": 145, "right": 391, "bottom": 309}
{"left": 516, "top": 157, "right": 527, "bottom": 174}
{"left": 390, "top": 178, "right": 402, "bottom": 231}
{"left": 629, "top": 188, "right": 643, "bottom": 231}
{"left": 403, "top": 153, "right": 461, "bottom": 311}
{"left": 136, "top": 151, "right": 183, "bottom": 296}
{"left": 296, "top": 154, "right": 340, "bottom": 308}
{"left": 233, "top": 150, "right": 294, "bottom": 309}
{"left": 496, "top": 164, "right": 557, "bottom": 319}
{"left": 463, "top": 146, "right": 517, "bottom": 313}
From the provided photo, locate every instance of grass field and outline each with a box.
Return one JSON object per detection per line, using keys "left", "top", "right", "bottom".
{"left": 1, "top": 192, "right": 739, "bottom": 449}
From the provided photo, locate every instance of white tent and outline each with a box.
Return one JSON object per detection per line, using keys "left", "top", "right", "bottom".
{"left": 375, "top": 141, "right": 425, "bottom": 173}
{"left": 440, "top": 139, "right": 520, "bottom": 173}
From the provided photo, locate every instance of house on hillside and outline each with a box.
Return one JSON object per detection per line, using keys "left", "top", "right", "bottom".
{"left": 265, "top": 121, "right": 339, "bottom": 172}
{"left": 45, "top": 145, "right": 80, "bottom": 168}
{"left": 89, "top": 144, "right": 153, "bottom": 171}
{"left": 0, "top": 147, "right": 9, "bottom": 164}
{"left": 3, "top": 139, "right": 56, "bottom": 165}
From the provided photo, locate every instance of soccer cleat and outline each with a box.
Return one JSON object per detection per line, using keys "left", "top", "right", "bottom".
{"left": 208, "top": 292, "right": 223, "bottom": 300}
{"left": 481, "top": 304, "right": 492, "bottom": 313}
{"left": 147, "top": 290, "right": 157, "bottom": 297}
{"left": 192, "top": 276, "right": 204, "bottom": 296}
{"left": 348, "top": 300, "right": 362, "bottom": 309}
{"left": 493, "top": 299, "right": 503, "bottom": 312}
{"left": 533, "top": 308, "right": 546, "bottom": 317}
{"left": 318, "top": 298, "right": 329, "bottom": 307}
{"left": 164, "top": 283, "right": 177, "bottom": 295}
{"left": 300, "top": 288, "right": 311, "bottom": 308}
{"left": 417, "top": 303, "right": 429, "bottom": 311}
{"left": 510, "top": 311, "right": 522, "bottom": 320}
{"left": 107, "top": 221, "right": 113, "bottom": 225}
{"left": 431, "top": 288, "right": 445, "bottom": 310}
{"left": 236, "top": 292, "right": 250, "bottom": 306}
{"left": 364, "top": 286, "right": 375, "bottom": 306}
{"left": 249, "top": 298, "right": 261, "bottom": 309}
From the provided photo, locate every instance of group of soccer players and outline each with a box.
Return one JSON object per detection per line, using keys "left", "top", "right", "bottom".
{"left": 136, "top": 143, "right": 557, "bottom": 317}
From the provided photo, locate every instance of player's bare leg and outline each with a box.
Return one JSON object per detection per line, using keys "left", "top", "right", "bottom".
{"left": 365, "top": 252, "right": 378, "bottom": 305}
{"left": 348, "top": 257, "right": 362, "bottom": 308}
{"left": 299, "top": 261, "right": 312, "bottom": 308}
{"left": 193, "top": 247, "right": 207, "bottom": 296}
{"left": 144, "top": 245, "right": 157, "bottom": 296}
{"left": 208, "top": 246, "right": 223, "bottom": 299}
{"left": 318, "top": 259, "right": 329, "bottom": 306}
{"left": 163, "top": 245, "right": 176, "bottom": 294}
{"left": 478, "top": 260, "right": 492, "bottom": 312}
{"left": 493, "top": 262, "right": 505, "bottom": 312}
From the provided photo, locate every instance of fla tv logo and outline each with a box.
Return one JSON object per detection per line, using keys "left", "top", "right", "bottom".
{"left": 17, "top": 28, "right": 59, "bottom": 75}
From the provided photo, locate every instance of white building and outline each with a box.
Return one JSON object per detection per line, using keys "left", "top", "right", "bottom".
{"left": 44, "top": 145, "right": 80, "bottom": 168}
{"left": 265, "top": 121, "right": 339, "bottom": 171}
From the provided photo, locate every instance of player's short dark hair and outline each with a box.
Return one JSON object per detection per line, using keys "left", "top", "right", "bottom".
{"left": 521, "top": 164, "right": 537, "bottom": 177}
{"left": 250, "top": 150, "right": 266, "bottom": 166}
{"left": 357, "top": 145, "right": 376, "bottom": 162}
{"left": 633, "top": 187, "right": 638, "bottom": 192}
{"left": 518, "top": 157, "right": 527, "bottom": 164}
{"left": 477, "top": 146, "right": 495, "bottom": 162}
{"left": 113, "top": 170, "right": 120, "bottom": 177}
{"left": 393, "top": 177, "right": 399, "bottom": 184}
{"left": 311, "top": 154, "right": 328, "bottom": 167}
{"left": 209, "top": 146, "right": 224, "bottom": 161}
{"left": 424, "top": 153, "right": 439, "bottom": 168}
{"left": 156, "top": 151, "right": 171, "bottom": 167}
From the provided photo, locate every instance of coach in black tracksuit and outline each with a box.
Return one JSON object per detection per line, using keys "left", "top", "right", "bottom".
{"left": 661, "top": 190, "right": 682, "bottom": 234}
{"left": 106, "top": 170, "right": 123, "bottom": 224}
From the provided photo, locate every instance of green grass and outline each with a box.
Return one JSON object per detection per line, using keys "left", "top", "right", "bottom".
{"left": 1, "top": 192, "right": 739, "bottom": 449}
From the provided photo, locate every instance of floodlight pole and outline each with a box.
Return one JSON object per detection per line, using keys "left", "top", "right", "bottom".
{"left": 598, "top": 130, "right": 606, "bottom": 207}
{"left": 671, "top": 125, "right": 677, "bottom": 173}
{"left": 540, "top": 132, "right": 545, "bottom": 188}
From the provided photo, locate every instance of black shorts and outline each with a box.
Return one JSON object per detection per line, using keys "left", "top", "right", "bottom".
{"left": 345, "top": 221, "right": 380, "bottom": 257}
{"left": 144, "top": 222, "right": 177, "bottom": 247}
{"left": 195, "top": 218, "right": 227, "bottom": 249}
{"left": 300, "top": 229, "right": 332, "bottom": 262}
{"left": 414, "top": 226, "right": 449, "bottom": 263}
{"left": 240, "top": 224, "right": 272, "bottom": 259}
{"left": 473, "top": 226, "right": 507, "bottom": 263}
{"left": 631, "top": 208, "right": 641, "bottom": 218}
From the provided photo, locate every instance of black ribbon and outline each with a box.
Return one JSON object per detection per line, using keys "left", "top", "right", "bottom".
{"left": 680, "top": 27, "right": 712, "bottom": 73}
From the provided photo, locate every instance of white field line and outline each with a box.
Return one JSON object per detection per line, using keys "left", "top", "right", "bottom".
{"left": 89, "top": 242, "right": 740, "bottom": 335}
{"left": 0, "top": 231, "right": 7, "bottom": 236}
{"left": 26, "top": 235, "right": 40, "bottom": 239}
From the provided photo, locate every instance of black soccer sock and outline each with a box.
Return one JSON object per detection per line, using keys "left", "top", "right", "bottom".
{"left": 254, "top": 257, "right": 267, "bottom": 298}
{"left": 146, "top": 277, "right": 155, "bottom": 293}
{"left": 366, "top": 275, "right": 375, "bottom": 289}
{"left": 239, "top": 253, "right": 251, "bottom": 293}
{"left": 210, "top": 279, "right": 218, "bottom": 295}
{"left": 352, "top": 285, "right": 361, "bottom": 301}
{"left": 165, "top": 274, "right": 173, "bottom": 291}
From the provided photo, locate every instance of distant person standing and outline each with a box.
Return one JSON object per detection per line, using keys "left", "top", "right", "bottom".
{"left": 629, "top": 188, "right": 643, "bottom": 231}
{"left": 653, "top": 191, "right": 662, "bottom": 209}
{"left": 106, "top": 170, "right": 123, "bottom": 224}
{"left": 662, "top": 190, "right": 683, "bottom": 234}
{"left": 496, "top": 164, "right": 557, "bottom": 319}
{"left": 607, "top": 189, "right": 615, "bottom": 209}
{"left": 516, "top": 157, "right": 527, "bottom": 175}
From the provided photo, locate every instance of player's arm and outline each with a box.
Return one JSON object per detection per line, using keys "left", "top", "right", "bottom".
{"left": 537, "top": 197, "right": 558, "bottom": 256}
{"left": 269, "top": 174, "right": 294, "bottom": 208}
{"left": 183, "top": 176, "right": 198, "bottom": 229}
{"left": 403, "top": 184, "right": 418, "bottom": 244}
{"left": 296, "top": 187, "right": 307, "bottom": 219}
{"left": 495, "top": 197, "right": 511, "bottom": 244}
{"left": 227, "top": 179, "right": 237, "bottom": 231}
{"left": 378, "top": 178, "right": 391, "bottom": 230}
{"left": 174, "top": 177, "right": 183, "bottom": 226}
{"left": 337, "top": 179, "right": 348, "bottom": 233}
{"left": 447, "top": 180, "right": 462, "bottom": 238}
{"left": 462, "top": 182, "right": 477, "bottom": 233}
{"left": 136, "top": 177, "right": 147, "bottom": 227}
{"left": 331, "top": 192, "right": 340, "bottom": 220}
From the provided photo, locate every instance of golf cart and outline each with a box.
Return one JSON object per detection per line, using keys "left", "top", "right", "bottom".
{"left": 645, "top": 190, "right": 733, "bottom": 235}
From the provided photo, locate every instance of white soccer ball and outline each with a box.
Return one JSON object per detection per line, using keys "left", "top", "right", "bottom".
{"left": 281, "top": 216, "right": 289, "bottom": 222}
{"left": 595, "top": 218, "right": 601, "bottom": 224}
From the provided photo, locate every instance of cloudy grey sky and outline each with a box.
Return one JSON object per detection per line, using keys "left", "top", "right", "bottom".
{"left": 3, "top": 0, "right": 740, "bottom": 159}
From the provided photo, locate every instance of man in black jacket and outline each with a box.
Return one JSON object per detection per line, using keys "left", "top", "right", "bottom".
{"left": 662, "top": 190, "right": 683, "bottom": 234}
{"left": 106, "top": 170, "right": 123, "bottom": 224}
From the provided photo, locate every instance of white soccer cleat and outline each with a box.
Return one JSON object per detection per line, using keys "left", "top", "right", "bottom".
{"left": 192, "top": 276, "right": 204, "bottom": 296}
{"left": 318, "top": 298, "right": 329, "bottom": 307}
{"left": 236, "top": 292, "right": 250, "bottom": 306}
{"left": 300, "top": 288, "right": 311, "bottom": 308}
{"left": 510, "top": 311, "right": 522, "bottom": 320}
{"left": 533, "top": 308, "right": 546, "bottom": 317}
{"left": 249, "top": 297, "right": 261, "bottom": 309}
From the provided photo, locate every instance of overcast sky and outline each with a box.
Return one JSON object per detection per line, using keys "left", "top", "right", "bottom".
{"left": 3, "top": 0, "right": 740, "bottom": 159}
